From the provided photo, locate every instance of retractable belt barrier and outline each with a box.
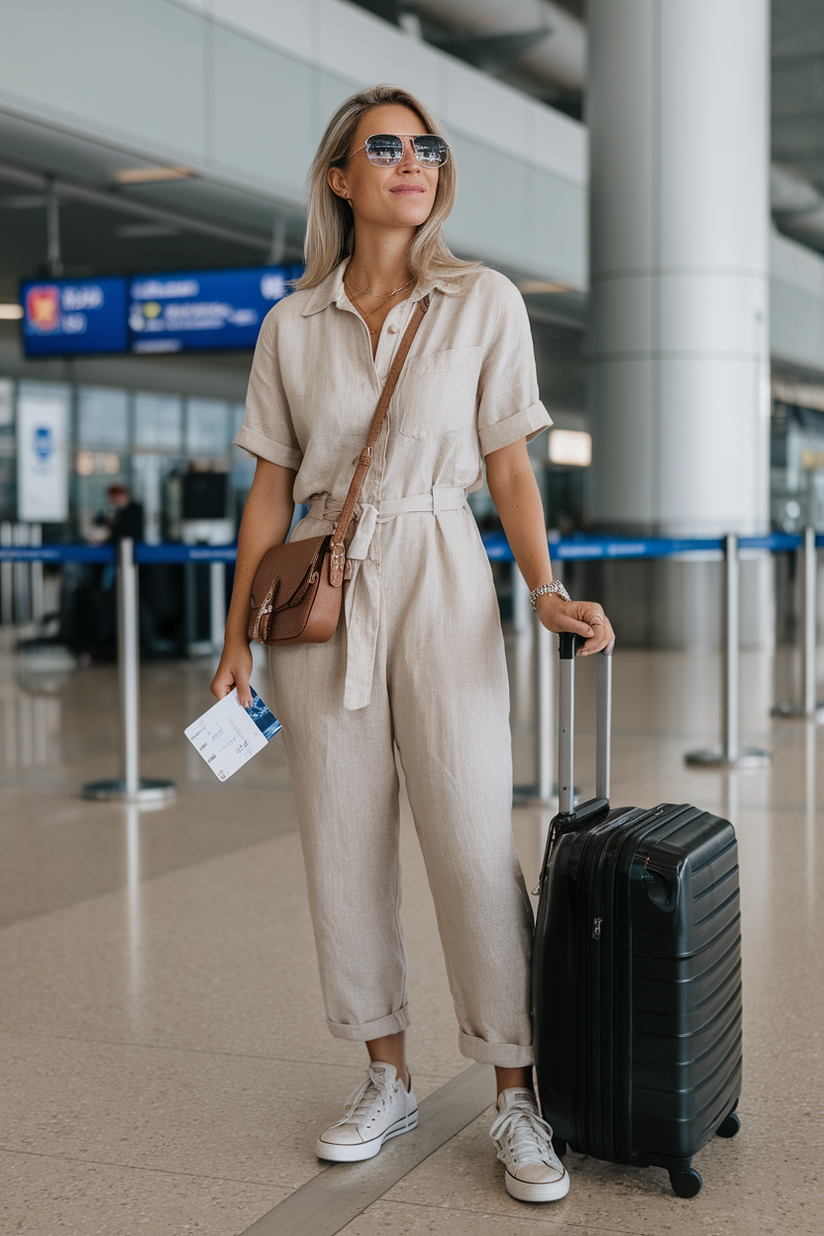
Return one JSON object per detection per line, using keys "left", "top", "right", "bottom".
{"left": 1, "top": 531, "right": 821, "bottom": 802}
{"left": 484, "top": 529, "right": 823, "bottom": 778}
{"left": 482, "top": 530, "right": 807, "bottom": 560}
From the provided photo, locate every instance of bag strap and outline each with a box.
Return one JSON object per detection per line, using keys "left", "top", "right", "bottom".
{"left": 328, "top": 294, "right": 430, "bottom": 586}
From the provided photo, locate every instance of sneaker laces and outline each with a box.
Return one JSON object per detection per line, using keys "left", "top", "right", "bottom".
{"left": 489, "top": 1097, "right": 557, "bottom": 1167}
{"left": 338, "top": 1065, "right": 396, "bottom": 1126}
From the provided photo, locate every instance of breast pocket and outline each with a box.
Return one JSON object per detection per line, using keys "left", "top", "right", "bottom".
{"left": 397, "top": 346, "right": 482, "bottom": 442}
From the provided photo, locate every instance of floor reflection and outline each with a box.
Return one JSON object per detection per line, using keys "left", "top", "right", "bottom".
{"left": 125, "top": 802, "right": 142, "bottom": 1028}
{"left": 1, "top": 688, "right": 61, "bottom": 770}
{"left": 806, "top": 719, "right": 817, "bottom": 913}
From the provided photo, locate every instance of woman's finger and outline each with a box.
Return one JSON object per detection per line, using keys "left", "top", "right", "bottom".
{"left": 541, "top": 613, "right": 593, "bottom": 638}
{"left": 235, "top": 675, "right": 253, "bottom": 709}
{"left": 561, "top": 602, "right": 613, "bottom": 655}
{"left": 210, "top": 668, "right": 234, "bottom": 700}
{"left": 579, "top": 614, "right": 615, "bottom": 656}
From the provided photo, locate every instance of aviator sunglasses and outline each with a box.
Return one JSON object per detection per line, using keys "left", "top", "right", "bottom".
{"left": 353, "top": 133, "right": 450, "bottom": 168}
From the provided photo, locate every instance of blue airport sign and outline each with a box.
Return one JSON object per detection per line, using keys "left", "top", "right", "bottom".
{"left": 127, "top": 265, "right": 299, "bottom": 353}
{"left": 20, "top": 276, "right": 129, "bottom": 356}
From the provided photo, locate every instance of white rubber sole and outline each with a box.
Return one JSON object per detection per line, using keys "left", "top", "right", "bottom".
{"left": 504, "top": 1167, "right": 570, "bottom": 1203}
{"left": 315, "top": 1109, "right": 418, "bottom": 1163}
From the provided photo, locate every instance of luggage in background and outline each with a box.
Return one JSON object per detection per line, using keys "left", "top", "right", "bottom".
{"left": 532, "top": 634, "right": 743, "bottom": 1198}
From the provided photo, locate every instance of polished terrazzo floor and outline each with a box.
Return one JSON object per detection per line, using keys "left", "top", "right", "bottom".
{"left": 0, "top": 626, "right": 822, "bottom": 1234}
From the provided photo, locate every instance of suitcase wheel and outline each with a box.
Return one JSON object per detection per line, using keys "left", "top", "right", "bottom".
{"left": 552, "top": 1136, "right": 567, "bottom": 1158}
{"left": 716, "top": 1112, "right": 741, "bottom": 1139}
{"left": 669, "top": 1168, "right": 702, "bottom": 1199}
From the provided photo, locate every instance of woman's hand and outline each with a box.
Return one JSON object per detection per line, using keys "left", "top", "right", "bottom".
{"left": 535, "top": 593, "right": 615, "bottom": 656}
{"left": 210, "top": 638, "right": 254, "bottom": 707}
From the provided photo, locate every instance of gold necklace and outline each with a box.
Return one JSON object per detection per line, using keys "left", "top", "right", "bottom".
{"left": 345, "top": 270, "right": 415, "bottom": 296}
{"left": 345, "top": 286, "right": 401, "bottom": 334}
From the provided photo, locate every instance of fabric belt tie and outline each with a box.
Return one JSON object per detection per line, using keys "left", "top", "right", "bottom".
{"left": 308, "top": 486, "right": 468, "bottom": 710}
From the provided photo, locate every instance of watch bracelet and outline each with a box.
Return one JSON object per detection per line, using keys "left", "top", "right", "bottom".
{"left": 530, "top": 580, "right": 571, "bottom": 611}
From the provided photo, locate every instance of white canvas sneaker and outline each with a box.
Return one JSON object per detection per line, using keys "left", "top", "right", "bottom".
{"left": 316, "top": 1062, "right": 418, "bottom": 1162}
{"left": 489, "top": 1088, "right": 570, "bottom": 1203}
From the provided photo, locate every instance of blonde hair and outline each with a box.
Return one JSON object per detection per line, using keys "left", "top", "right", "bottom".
{"left": 295, "top": 84, "right": 479, "bottom": 291}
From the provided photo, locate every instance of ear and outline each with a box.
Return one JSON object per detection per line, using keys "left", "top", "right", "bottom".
{"left": 327, "top": 166, "right": 349, "bottom": 200}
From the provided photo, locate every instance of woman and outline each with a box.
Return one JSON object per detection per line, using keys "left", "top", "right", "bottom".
{"left": 212, "top": 84, "right": 613, "bottom": 1205}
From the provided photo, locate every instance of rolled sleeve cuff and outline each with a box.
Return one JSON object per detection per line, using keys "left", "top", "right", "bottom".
{"left": 478, "top": 401, "right": 552, "bottom": 456}
{"left": 232, "top": 424, "right": 302, "bottom": 470}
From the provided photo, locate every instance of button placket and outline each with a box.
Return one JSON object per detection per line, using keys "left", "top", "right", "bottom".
{"left": 375, "top": 300, "right": 413, "bottom": 380}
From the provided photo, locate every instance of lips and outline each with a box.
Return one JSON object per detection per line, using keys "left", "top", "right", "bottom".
{"left": 390, "top": 185, "right": 425, "bottom": 194}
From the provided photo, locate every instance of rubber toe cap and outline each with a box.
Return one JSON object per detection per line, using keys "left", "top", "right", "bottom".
{"left": 319, "top": 1124, "right": 367, "bottom": 1146}
{"left": 512, "top": 1163, "right": 566, "bottom": 1184}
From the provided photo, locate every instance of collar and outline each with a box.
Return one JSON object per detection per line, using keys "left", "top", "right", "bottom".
{"left": 300, "top": 256, "right": 455, "bottom": 317}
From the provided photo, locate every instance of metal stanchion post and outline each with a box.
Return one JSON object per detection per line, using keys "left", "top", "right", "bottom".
{"left": 511, "top": 610, "right": 558, "bottom": 810}
{"left": 120, "top": 536, "right": 140, "bottom": 796}
{"left": 686, "top": 534, "right": 771, "bottom": 769}
{"left": 772, "top": 526, "right": 823, "bottom": 720}
{"left": 29, "top": 523, "right": 44, "bottom": 624}
{"left": 0, "top": 521, "right": 12, "bottom": 626}
{"left": 83, "top": 538, "right": 175, "bottom": 804}
{"left": 13, "top": 523, "right": 30, "bottom": 624}
{"left": 512, "top": 561, "right": 531, "bottom": 636}
{"left": 210, "top": 561, "right": 227, "bottom": 655}
{"left": 515, "top": 559, "right": 568, "bottom": 807}
{"left": 510, "top": 563, "right": 533, "bottom": 748}
{"left": 512, "top": 590, "right": 556, "bottom": 808}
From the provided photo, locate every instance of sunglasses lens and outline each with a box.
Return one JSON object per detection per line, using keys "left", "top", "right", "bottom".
{"left": 413, "top": 136, "right": 448, "bottom": 166}
{"left": 364, "top": 135, "right": 403, "bottom": 166}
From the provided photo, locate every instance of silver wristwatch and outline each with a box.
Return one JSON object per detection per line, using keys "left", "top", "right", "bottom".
{"left": 530, "top": 580, "right": 571, "bottom": 611}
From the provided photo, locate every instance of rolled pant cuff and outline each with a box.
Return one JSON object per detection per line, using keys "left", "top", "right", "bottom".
{"left": 327, "top": 1005, "right": 411, "bottom": 1041}
{"left": 458, "top": 1031, "right": 534, "bottom": 1069}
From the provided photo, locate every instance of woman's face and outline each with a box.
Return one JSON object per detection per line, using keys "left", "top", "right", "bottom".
{"left": 328, "top": 104, "right": 439, "bottom": 232}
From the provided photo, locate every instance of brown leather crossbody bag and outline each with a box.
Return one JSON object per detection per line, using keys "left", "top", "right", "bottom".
{"left": 247, "top": 295, "right": 429, "bottom": 646}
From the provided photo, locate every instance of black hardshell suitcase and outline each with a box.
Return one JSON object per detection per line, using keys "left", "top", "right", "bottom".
{"left": 533, "top": 634, "right": 743, "bottom": 1198}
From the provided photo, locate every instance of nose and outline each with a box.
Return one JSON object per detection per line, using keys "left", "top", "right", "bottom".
{"left": 398, "top": 137, "right": 423, "bottom": 172}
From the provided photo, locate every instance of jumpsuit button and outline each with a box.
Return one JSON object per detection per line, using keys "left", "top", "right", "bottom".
{"left": 387, "top": 324, "right": 398, "bottom": 334}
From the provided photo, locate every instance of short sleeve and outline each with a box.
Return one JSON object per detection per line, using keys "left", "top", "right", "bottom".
{"left": 232, "top": 308, "right": 303, "bottom": 470}
{"left": 476, "top": 275, "right": 552, "bottom": 456}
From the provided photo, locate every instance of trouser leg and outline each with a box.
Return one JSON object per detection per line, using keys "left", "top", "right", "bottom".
{"left": 269, "top": 625, "right": 409, "bottom": 1041}
{"left": 388, "top": 544, "right": 534, "bottom": 1068}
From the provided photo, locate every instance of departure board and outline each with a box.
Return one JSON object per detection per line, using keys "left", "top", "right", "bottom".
{"left": 20, "top": 277, "right": 129, "bottom": 356}
{"left": 127, "top": 265, "right": 300, "bottom": 353}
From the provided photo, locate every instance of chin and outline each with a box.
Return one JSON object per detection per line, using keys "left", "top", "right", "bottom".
{"left": 387, "top": 200, "right": 433, "bottom": 226}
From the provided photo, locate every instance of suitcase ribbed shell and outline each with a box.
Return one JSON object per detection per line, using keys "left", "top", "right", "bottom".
{"left": 533, "top": 802, "right": 742, "bottom": 1181}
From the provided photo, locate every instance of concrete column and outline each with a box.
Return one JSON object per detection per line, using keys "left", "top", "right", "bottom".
{"left": 587, "top": 0, "right": 770, "bottom": 538}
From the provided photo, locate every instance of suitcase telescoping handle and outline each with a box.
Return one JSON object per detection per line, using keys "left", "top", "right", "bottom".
{"left": 557, "top": 632, "right": 614, "bottom": 832}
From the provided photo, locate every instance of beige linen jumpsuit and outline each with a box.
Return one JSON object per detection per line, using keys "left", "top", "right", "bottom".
{"left": 234, "top": 259, "right": 552, "bottom": 1067}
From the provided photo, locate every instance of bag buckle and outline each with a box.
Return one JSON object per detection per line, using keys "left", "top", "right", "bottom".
{"left": 329, "top": 540, "right": 346, "bottom": 588}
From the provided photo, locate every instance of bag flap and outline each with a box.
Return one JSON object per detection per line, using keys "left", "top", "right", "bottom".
{"left": 250, "top": 535, "right": 328, "bottom": 610}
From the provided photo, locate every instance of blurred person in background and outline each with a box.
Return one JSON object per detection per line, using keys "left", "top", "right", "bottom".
{"left": 105, "top": 483, "right": 144, "bottom": 543}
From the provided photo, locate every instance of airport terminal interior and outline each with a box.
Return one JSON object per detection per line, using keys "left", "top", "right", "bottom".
{"left": 1, "top": 1, "right": 824, "bottom": 1233}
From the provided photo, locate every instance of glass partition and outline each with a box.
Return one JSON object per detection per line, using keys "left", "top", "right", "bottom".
{"left": 187, "top": 399, "right": 231, "bottom": 458}
{"left": 134, "top": 393, "right": 183, "bottom": 452}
